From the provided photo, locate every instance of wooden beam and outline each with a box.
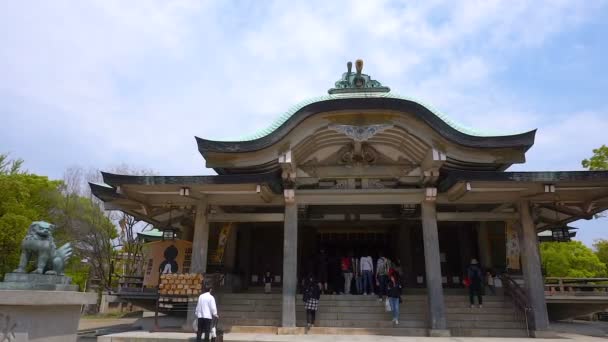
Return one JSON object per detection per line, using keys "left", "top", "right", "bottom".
{"left": 538, "top": 204, "right": 592, "bottom": 220}
{"left": 421, "top": 148, "right": 446, "bottom": 185}
{"left": 421, "top": 148, "right": 447, "bottom": 171}
{"left": 208, "top": 213, "right": 285, "bottom": 222}
{"left": 279, "top": 149, "right": 296, "bottom": 183}
{"left": 295, "top": 189, "right": 424, "bottom": 205}
{"left": 436, "top": 212, "right": 519, "bottom": 221}
{"left": 492, "top": 203, "right": 515, "bottom": 212}
{"left": 300, "top": 164, "right": 416, "bottom": 179}
{"left": 256, "top": 184, "right": 273, "bottom": 203}
{"left": 446, "top": 181, "right": 470, "bottom": 201}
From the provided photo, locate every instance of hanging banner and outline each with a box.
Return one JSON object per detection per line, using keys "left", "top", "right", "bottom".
{"left": 142, "top": 239, "right": 193, "bottom": 288}
{"left": 505, "top": 221, "right": 521, "bottom": 270}
{"left": 210, "top": 223, "right": 232, "bottom": 265}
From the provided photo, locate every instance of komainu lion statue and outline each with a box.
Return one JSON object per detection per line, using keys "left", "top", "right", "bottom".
{"left": 13, "top": 221, "right": 73, "bottom": 275}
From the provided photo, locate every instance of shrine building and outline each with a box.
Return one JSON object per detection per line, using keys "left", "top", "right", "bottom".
{"left": 91, "top": 60, "right": 608, "bottom": 337}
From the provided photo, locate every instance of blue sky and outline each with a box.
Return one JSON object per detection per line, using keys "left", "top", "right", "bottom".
{"left": 1, "top": 1, "right": 607, "bottom": 246}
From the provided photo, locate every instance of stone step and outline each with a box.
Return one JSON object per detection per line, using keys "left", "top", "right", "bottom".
{"left": 297, "top": 319, "right": 427, "bottom": 329}
{"left": 446, "top": 313, "right": 522, "bottom": 322}
{"left": 218, "top": 293, "right": 507, "bottom": 302}
{"left": 223, "top": 311, "right": 281, "bottom": 319}
{"left": 446, "top": 306, "right": 517, "bottom": 314}
{"left": 306, "top": 326, "right": 428, "bottom": 336}
{"left": 451, "top": 328, "right": 529, "bottom": 337}
{"left": 223, "top": 325, "right": 428, "bottom": 336}
{"left": 295, "top": 312, "right": 427, "bottom": 322}
{"left": 448, "top": 320, "right": 526, "bottom": 329}
{"left": 226, "top": 326, "right": 278, "bottom": 334}
{"left": 219, "top": 301, "right": 515, "bottom": 312}
{"left": 220, "top": 318, "right": 280, "bottom": 326}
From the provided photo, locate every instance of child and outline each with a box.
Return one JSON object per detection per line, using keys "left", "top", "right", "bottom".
{"left": 486, "top": 270, "right": 496, "bottom": 295}
{"left": 264, "top": 271, "right": 272, "bottom": 294}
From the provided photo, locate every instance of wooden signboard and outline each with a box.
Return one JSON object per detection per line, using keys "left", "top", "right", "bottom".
{"left": 142, "top": 239, "right": 193, "bottom": 288}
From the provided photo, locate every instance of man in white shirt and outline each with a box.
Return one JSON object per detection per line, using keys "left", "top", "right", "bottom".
{"left": 360, "top": 253, "right": 374, "bottom": 295}
{"left": 195, "top": 286, "right": 219, "bottom": 342}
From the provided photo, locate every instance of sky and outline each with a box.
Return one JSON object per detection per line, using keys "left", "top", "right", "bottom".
{"left": 1, "top": 1, "right": 607, "bottom": 247}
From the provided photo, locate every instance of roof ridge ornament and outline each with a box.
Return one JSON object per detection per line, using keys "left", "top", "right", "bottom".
{"left": 328, "top": 59, "right": 390, "bottom": 94}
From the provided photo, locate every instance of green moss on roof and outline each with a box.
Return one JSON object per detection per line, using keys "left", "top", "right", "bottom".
{"left": 220, "top": 92, "right": 524, "bottom": 142}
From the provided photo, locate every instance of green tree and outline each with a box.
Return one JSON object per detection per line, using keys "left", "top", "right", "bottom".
{"left": 0, "top": 154, "right": 24, "bottom": 175}
{"left": 593, "top": 239, "right": 608, "bottom": 273}
{"left": 0, "top": 154, "right": 62, "bottom": 278}
{"left": 540, "top": 241, "right": 607, "bottom": 278}
{"left": 582, "top": 145, "right": 608, "bottom": 170}
{"left": 53, "top": 184, "right": 118, "bottom": 291}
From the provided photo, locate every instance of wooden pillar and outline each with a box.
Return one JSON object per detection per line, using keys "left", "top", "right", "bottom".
{"left": 223, "top": 225, "right": 238, "bottom": 273}
{"left": 191, "top": 199, "right": 210, "bottom": 274}
{"left": 186, "top": 198, "right": 209, "bottom": 329}
{"left": 519, "top": 201, "right": 550, "bottom": 334}
{"left": 477, "top": 222, "right": 493, "bottom": 269}
{"left": 281, "top": 202, "right": 298, "bottom": 330}
{"left": 421, "top": 200, "right": 450, "bottom": 336}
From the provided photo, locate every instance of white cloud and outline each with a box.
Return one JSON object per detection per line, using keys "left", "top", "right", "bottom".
{"left": 0, "top": 0, "right": 605, "bottom": 183}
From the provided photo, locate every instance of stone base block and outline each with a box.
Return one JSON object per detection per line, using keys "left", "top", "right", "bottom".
{"left": 428, "top": 328, "right": 451, "bottom": 337}
{"left": 531, "top": 329, "right": 558, "bottom": 338}
{"left": 277, "top": 327, "right": 304, "bottom": 335}
{"left": 0, "top": 290, "right": 96, "bottom": 342}
{"left": 3, "top": 273, "right": 71, "bottom": 283}
{"left": 0, "top": 273, "right": 78, "bottom": 291}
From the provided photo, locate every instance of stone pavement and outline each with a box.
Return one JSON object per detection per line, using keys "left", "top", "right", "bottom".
{"left": 97, "top": 331, "right": 606, "bottom": 342}
{"left": 79, "top": 318, "right": 139, "bottom": 332}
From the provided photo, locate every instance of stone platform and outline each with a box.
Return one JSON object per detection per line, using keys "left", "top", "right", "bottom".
{"left": 0, "top": 272, "right": 78, "bottom": 291}
{"left": 0, "top": 290, "right": 97, "bottom": 342}
{"left": 96, "top": 331, "right": 600, "bottom": 342}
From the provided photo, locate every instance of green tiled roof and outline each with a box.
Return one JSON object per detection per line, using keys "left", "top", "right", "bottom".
{"left": 224, "top": 92, "right": 521, "bottom": 142}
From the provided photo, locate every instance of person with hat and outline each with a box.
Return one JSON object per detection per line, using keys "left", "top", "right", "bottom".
{"left": 466, "top": 258, "right": 484, "bottom": 308}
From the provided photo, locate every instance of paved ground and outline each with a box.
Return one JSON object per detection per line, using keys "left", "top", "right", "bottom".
{"left": 81, "top": 317, "right": 608, "bottom": 341}
{"left": 79, "top": 318, "right": 139, "bottom": 332}
{"left": 96, "top": 331, "right": 607, "bottom": 341}
{"left": 550, "top": 320, "right": 608, "bottom": 337}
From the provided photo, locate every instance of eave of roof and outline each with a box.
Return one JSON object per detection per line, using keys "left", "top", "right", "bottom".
{"left": 89, "top": 182, "right": 122, "bottom": 201}
{"left": 196, "top": 93, "right": 536, "bottom": 156}
{"left": 438, "top": 170, "right": 608, "bottom": 192}
{"left": 99, "top": 171, "right": 283, "bottom": 194}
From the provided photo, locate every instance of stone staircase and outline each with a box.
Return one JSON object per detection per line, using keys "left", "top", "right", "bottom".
{"left": 216, "top": 292, "right": 528, "bottom": 337}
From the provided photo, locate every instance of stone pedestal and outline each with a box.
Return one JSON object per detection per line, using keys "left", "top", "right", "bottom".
{"left": 0, "top": 273, "right": 78, "bottom": 291}
{"left": 0, "top": 290, "right": 96, "bottom": 342}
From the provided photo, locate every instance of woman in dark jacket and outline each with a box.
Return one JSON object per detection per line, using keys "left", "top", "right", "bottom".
{"left": 303, "top": 274, "right": 321, "bottom": 330}
{"left": 387, "top": 274, "right": 402, "bottom": 325}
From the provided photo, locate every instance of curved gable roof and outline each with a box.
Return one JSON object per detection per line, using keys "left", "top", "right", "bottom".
{"left": 196, "top": 92, "right": 536, "bottom": 157}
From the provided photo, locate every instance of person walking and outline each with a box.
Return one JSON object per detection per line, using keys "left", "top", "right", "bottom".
{"left": 376, "top": 252, "right": 391, "bottom": 301}
{"left": 387, "top": 274, "right": 402, "bottom": 325}
{"left": 341, "top": 252, "right": 353, "bottom": 295}
{"left": 486, "top": 270, "right": 496, "bottom": 295}
{"left": 194, "top": 285, "right": 219, "bottom": 342}
{"left": 467, "top": 258, "right": 484, "bottom": 308}
{"left": 303, "top": 274, "right": 321, "bottom": 331}
{"left": 360, "top": 252, "right": 374, "bottom": 295}
{"left": 263, "top": 271, "right": 272, "bottom": 294}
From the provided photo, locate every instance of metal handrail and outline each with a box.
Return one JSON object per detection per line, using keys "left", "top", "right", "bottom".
{"left": 500, "top": 274, "right": 533, "bottom": 337}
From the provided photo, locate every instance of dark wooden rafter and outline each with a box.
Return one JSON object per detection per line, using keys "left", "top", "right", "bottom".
{"left": 538, "top": 203, "right": 593, "bottom": 220}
